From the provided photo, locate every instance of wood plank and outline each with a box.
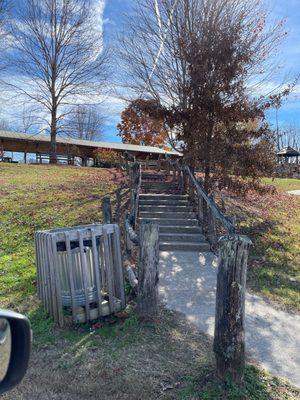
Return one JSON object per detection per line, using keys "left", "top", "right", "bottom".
{"left": 91, "top": 229, "right": 103, "bottom": 317}
{"left": 65, "top": 232, "right": 78, "bottom": 323}
{"left": 102, "top": 226, "right": 115, "bottom": 313}
{"left": 78, "top": 230, "right": 91, "bottom": 323}
{"left": 113, "top": 224, "right": 126, "bottom": 308}
{"left": 51, "top": 235, "right": 64, "bottom": 327}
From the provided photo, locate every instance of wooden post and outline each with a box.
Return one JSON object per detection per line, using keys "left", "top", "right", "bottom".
{"left": 137, "top": 221, "right": 159, "bottom": 319}
{"left": 213, "top": 235, "right": 252, "bottom": 384}
{"left": 158, "top": 155, "right": 162, "bottom": 171}
{"left": 115, "top": 188, "right": 121, "bottom": 223}
{"left": 102, "top": 197, "right": 112, "bottom": 224}
{"left": 207, "top": 207, "right": 217, "bottom": 247}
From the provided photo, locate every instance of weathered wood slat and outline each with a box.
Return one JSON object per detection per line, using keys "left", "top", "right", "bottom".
{"left": 91, "top": 229, "right": 103, "bottom": 317}
{"left": 102, "top": 226, "right": 115, "bottom": 313}
{"left": 78, "top": 230, "right": 91, "bottom": 322}
{"left": 50, "top": 235, "right": 64, "bottom": 327}
{"left": 113, "top": 224, "right": 126, "bottom": 308}
{"left": 65, "top": 232, "right": 78, "bottom": 323}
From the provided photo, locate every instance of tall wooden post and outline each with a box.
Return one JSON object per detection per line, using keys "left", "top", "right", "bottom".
{"left": 213, "top": 235, "right": 252, "bottom": 384}
{"left": 137, "top": 221, "right": 159, "bottom": 319}
{"left": 115, "top": 188, "right": 121, "bottom": 223}
{"left": 102, "top": 197, "right": 112, "bottom": 224}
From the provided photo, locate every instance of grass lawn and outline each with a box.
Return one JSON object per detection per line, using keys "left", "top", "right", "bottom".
{"left": 263, "top": 177, "right": 300, "bottom": 192}
{"left": 224, "top": 178, "right": 300, "bottom": 312}
{"left": 1, "top": 164, "right": 299, "bottom": 399}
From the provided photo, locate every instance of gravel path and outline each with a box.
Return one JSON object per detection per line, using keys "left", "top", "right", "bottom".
{"left": 288, "top": 190, "right": 300, "bottom": 195}
{"left": 159, "top": 251, "right": 300, "bottom": 387}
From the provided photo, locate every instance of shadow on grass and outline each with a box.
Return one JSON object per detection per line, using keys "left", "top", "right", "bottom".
{"left": 180, "top": 364, "right": 293, "bottom": 400}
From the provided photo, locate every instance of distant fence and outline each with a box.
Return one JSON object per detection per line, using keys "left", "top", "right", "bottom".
{"left": 35, "top": 224, "right": 126, "bottom": 327}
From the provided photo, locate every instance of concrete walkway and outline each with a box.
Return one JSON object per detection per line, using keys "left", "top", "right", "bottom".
{"left": 288, "top": 190, "right": 300, "bottom": 196}
{"left": 159, "top": 251, "right": 300, "bottom": 387}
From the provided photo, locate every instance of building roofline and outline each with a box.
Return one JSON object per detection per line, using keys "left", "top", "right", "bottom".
{"left": 0, "top": 130, "right": 182, "bottom": 156}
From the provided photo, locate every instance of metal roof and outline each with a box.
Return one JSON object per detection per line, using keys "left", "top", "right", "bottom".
{"left": 277, "top": 146, "right": 300, "bottom": 157}
{"left": 0, "top": 130, "right": 181, "bottom": 156}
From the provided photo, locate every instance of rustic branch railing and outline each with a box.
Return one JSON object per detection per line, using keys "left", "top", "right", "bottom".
{"left": 124, "top": 161, "right": 142, "bottom": 253}
{"left": 165, "top": 157, "right": 236, "bottom": 247}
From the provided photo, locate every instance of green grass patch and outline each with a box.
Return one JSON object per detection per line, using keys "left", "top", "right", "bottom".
{"left": 0, "top": 164, "right": 122, "bottom": 335}
{"left": 224, "top": 182, "right": 300, "bottom": 312}
{"left": 263, "top": 177, "right": 300, "bottom": 191}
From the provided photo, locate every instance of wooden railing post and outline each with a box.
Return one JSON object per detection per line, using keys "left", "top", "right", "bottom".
{"left": 136, "top": 221, "right": 159, "bottom": 319}
{"left": 197, "top": 195, "right": 204, "bottom": 224}
{"left": 115, "top": 188, "right": 121, "bottom": 223}
{"left": 207, "top": 194, "right": 217, "bottom": 246}
{"left": 213, "top": 235, "right": 252, "bottom": 384}
{"left": 158, "top": 155, "right": 162, "bottom": 171}
{"left": 102, "top": 197, "right": 112, "bottom": 224}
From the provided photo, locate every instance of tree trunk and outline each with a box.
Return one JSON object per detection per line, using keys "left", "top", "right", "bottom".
{"left": 213, "top": 234, "right": 252, "bottom": 384}
{"left": 136, "top": 221, "right": 159, "bottom": 319}
{"left": 49, "top": 108, "right": 57, "bottom": 164}
{"left": 204, "top": 121, "right": 214, "bottom": 192}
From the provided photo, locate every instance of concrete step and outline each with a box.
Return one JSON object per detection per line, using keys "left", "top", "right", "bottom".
{"left": 141, "top": 180, "right": 176, "bottom": 185}
{"left": 141, "top": 174, "right": 165, "bottom": 180}
{"left": 141, "top": 185, "right": 179, "bottom": 191}
{"left": 159, "top": 225, "right": 203, "bottom": 234}
{"left": 139, "top": 199, "right": 189, "bottom": 206}
{"left": 140, "top": 205, "right": 193, "bottom": 213}
{"left": 139, "top": 194, "right": 188, "bottom": 201}
{"left": 142, "top": 189, "right": 181, "bottom": 194}
{"left": 159, "top": 233, "right": 205, "bottom": 242}
{"left": 140, "top": 211, "right": 196, "bottom": 219}
{"left": 139, "top": 218, "right": 199, "bottom": 226}
{"left": 159, "top": 241, "right": 210, "bottom": 252}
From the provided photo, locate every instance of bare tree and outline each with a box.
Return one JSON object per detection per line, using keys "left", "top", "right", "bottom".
{"left": 0, "top": 117, "right": 10, "bottom": 131}
{"left": 0, "top": 0, "right": 10, "bottom": 57}
{"left": 120, "top": 0, "right": 291, "bottom": 191}
{"left": 280, "top": 124, "right": 300, "bottom": 150}
{"left": 64, "top": 104, "right": 105, "bottom": 141}
{"left": 8, "top": 0, "right": 109, "bottom": 163}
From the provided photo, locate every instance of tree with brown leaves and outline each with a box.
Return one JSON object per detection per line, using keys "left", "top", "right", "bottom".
{"left": 120, "top": 0, "right": 294, "bottom": 191}
{"left": 117, "top": 99, "right": 168, "bottom": 147}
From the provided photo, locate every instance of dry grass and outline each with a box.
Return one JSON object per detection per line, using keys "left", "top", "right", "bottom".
{"left": 222, "top": 186, "right": 300, "bottom": 312}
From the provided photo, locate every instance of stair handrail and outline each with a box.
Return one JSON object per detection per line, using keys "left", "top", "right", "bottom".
{"left": 125, "top": 161, "right": 141, "bottom": 252}
{"left": 134, "top": 163, "right": 142, "bottom": 228}
{"left": 184, "top": 165, "right": 236, "bottom": 235}
{"left": 164, "top": 156, "right": 236, "bottom": 246}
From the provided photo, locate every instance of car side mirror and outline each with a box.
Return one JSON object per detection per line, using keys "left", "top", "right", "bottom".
{"left": 0, "top": 310, "right": 31, "bottom": 395}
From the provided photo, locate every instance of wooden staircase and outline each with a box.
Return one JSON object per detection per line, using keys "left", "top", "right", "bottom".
{"left": 138, "top": 169, "right": 210, "bottom": 252}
